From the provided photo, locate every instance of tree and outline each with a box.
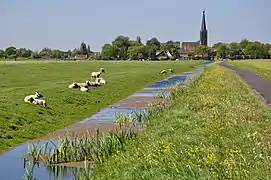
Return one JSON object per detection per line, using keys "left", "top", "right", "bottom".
{"left": 118, "top": 46, "right": 128, "bottom": 60}
{"left": 31, "top": 51, "right": 41, "bottom": 59}
{"left": 161, "top": 41, "right": 176, "bottom": 51}
{"left": 129, "top": 36, "right": 143, "bottom": 47}
{"left": 239, "top": 39, "right": 250, "bottom": 50}
{"left": 112, "top": 36, "right": 130, "bottom": 59}
{"left": 112, "top": 36, "right": 130, "bottom": 48}
{"left": 146, "top": 37, "right": 160, "bottom": 50}
{"left": 170, "top": 48, "right": 178, "bottom": 59}
{"left": 227, "top": 42, "right": 241, "bottom": 57}
{"left": 71, "top": 48, "right": 80, "bottom": 58}
{"left": 215, "top": 43, "right": 228, "bottom": 59}
{"left": 100, "top": 44, "right": 119, "bottom": 60}
{"left": 80, "top": 42, "right": 88, "bottom": 55}
{"left": 194, "top": 45, "right": 211, "bottom": 58}
{"left": 146, "top": 46, "right": 157, "bottom": 60}
{"left": 0, "top": 49, "right": 5, "bottom": 58}
{"left": 245, "top": 41, "right": 268, "bottom": 59}
{"left": 5, "top": 46, "right": 16, "bottom": 57}
{"left": 17, "top": 48, "right": 31, "bottom": 58}
{"left": 39, "top": 48, "right": 52, "bottom": 58}
{"left": 52, "top": 49, "right": 62, "bottom": 59}
{"left": 136, "top": 36, "right": 142, "bottom": 45}
{"left": 127, "top": 45, "right": 147, "bottom": 60}
{"left": 212, "top": 42, "right": 223, "bottom": 49}
{"left": 67, "top": 49, "right": 72, "bottom": 58}
{"left": 145, "top": 37, "right": 161, "bottom": 60}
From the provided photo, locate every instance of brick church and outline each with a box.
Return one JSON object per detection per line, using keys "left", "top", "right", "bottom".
{"left": 178, "top": 10, "right": 208, "bottom": 59}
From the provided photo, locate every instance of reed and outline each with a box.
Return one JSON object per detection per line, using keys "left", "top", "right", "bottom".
{"left": 23, "top": 159, "right": 37, "bottom": 180}
{"left": 26, "top": 129, "right": 138, "bottom": 166}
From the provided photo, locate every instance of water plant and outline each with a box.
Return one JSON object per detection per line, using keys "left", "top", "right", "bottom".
{"left": 153, "top": 91, "right": 168, "bottom": 99}
{"left": 115, "top": 113, "right": 135, "bottom": 127}
{"left": 132, "top": 109, "right": 148, "bottom": 127}
{"left": 23, "top": 159, "right": 37, "bottom": 180}
{"left": 25, "top": 129, "right": 138, "bottom": 167}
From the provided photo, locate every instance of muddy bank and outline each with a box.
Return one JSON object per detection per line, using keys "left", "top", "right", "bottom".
{"left": 39, "top": 122, "right": 142, "bottom": 141}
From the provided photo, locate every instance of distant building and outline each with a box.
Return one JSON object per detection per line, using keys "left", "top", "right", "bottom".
{"left": 155, "top": 50, "right": 173, "bottom": 60}
{"left": 180, "top": 41, "right": 200, "bottom": 53}
{"left": 60, "top": 52, "right": 69, "bottom": 59}
{"left": 178, "top": 10, "right": 208, "bottom": 59}
{"left": 74, "top": 54, "right": 88, "bottom": 60}
{"left": 230, "top": 49, "right": 247, "bottom": 60}
{"left": 200, "top": 10, "right": 208, "bottom": 46}
{"left": 94, "top": 52, "right": 101, "bottom": 56}
{"left": 42, "top": 54, "right": 52, "bottom": 59}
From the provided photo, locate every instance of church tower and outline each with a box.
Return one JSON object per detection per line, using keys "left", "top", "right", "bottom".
{"left": 200, "top": 10, "right": 208, "bottom": 46}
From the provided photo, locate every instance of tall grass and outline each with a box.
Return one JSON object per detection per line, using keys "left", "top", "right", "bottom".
{"left": 26, "top": 129, "right": 138, "bottom": 166}
{"left": 86, "top": 64, "right": 271, "bottom": 180}
{"left": 23, "top": 159, "right": 37, "bottom": 180}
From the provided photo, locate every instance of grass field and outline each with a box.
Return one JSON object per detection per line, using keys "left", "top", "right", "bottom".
{"left": 87, "top": 64, "right": 271, "bottom": 180}
{"left": 0, "top": 60, "right": 202, "bottom": 153}
{"left": 228, "top": 59, "right": 271, "bottom": 79}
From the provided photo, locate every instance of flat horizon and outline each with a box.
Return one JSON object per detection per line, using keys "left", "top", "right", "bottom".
{"left": 1, "top": 0, "right": 270, "bottom": 51}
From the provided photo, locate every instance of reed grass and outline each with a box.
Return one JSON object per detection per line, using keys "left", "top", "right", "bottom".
{"left": 26, "top": 129, "right": 137, "bottom": 166}
{"left": 23, "top": 160, "right": 37, "bottom": 180}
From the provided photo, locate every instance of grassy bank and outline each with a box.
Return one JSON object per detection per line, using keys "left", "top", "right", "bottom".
{"left": 228, "top": 59, "right": 271, "bottom": 79}
{"left": 0, "top": 61, "right": 201, "bottom": 153}
{"left": 88, "top": 65, "right": 271, "bottom": 179}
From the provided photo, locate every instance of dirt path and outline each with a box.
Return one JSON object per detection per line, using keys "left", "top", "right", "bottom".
{"left": 220, "top": 62, "right": 271, "bottom": 105}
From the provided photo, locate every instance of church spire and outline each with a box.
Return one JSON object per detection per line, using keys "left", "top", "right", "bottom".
{"left": 201, "top": 10, "right": 207, "bottom": 31}
{"left": 200, "top": 10, "right": 208, "bottom": 46}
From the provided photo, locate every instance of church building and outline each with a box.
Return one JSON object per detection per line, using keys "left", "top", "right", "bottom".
{"left": 178, "top": 10, "right": 208, "bottom": 59}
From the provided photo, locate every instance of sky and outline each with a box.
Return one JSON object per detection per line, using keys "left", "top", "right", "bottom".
{"left": 1, "top": 0, "right": 271, "bottom": 52}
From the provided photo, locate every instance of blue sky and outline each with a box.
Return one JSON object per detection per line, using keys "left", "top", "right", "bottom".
{"left": 1, "top": 0, "right": 270, "bottom": 52}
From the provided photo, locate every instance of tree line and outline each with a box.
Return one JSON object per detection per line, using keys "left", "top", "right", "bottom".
{"left": 211, "top": 39, "right": 271, "bottom": 60}
{"left": 0, "top": 36, "right": 270, "bottom": 60}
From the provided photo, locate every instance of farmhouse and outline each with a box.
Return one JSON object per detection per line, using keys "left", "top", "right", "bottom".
{"left": 74, "top": 54, "right": 88, "bottom": 60}
{"left": 42, "top": 54, "right": 52, "bottom": 59}
{"left": 60, "top": 51, "right": 69, "bottom": 59}
{"left": 155, "top": 50, "right": 173, "bottom": 60}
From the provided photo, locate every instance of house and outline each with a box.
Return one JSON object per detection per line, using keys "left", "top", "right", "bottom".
{"left": 60, "top": 52, "right": 69, "bottom": 59}
{"left": 229, "top": 49, "right": 246, "bottom": 60}
{"left": 178, "top": 41, "right": 200, "bottom": 60}
{"left": 177, "top": 48, "right": 189, "bottom": 60}
{"left": 155, "top": 50, "right": 173, "bottom": 60}
{"left": 94, "top": 52, "right": 101, "bottom": 56}
{"left": 74, "top": 54, "right": 88, "bottom": 60}
{"left": 42, "top": 54, "right": 52, "bottom": 59}
{"left": 180, "top": 41, "right": 200, "bottom": 52}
